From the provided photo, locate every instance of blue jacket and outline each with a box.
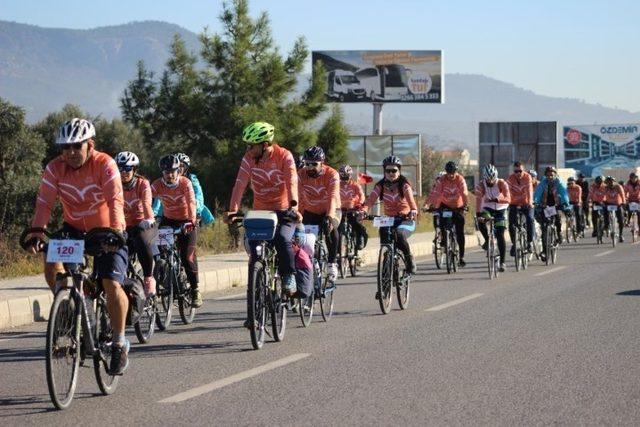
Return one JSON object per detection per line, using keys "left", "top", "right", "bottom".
{"left": 153, "top": 173, "right": 215, "bottom": 224}
{"left": 533, "top": 176, "right": 570, "bottom": 207}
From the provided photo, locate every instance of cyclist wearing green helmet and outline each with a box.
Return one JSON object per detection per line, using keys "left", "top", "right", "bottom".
{"left": 225, "top": 122, "right": 302, "bottom": 317}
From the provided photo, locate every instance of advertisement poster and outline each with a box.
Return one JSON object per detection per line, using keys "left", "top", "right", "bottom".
{"left": 312, "top": 50, "right": 443, "bottom": 103}
{"left": 563, "top": 124, "right": 640, "bottom": 177}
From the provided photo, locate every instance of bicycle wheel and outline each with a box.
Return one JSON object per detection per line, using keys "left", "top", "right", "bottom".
{"left": 395, "top": 254, "right": 410, "bottom": 310}
{"left": 514, "top": 232, "right": 521, "bottom": 272}
{"left": 320, "top": 278, "right": 335, "bottom": 321}
{"left": 545, "top": 226, "right": 553, "bottom": 266}
{"left": 433, "top": 231, "right": 443, "bottom": 270}
{"left": 134, "top": 295, "right": 156, "bottom": 344}
{"left": 46, "top": 289, "right": 80, "bottom": 410}
{"left": 596, "top": 216, "right": 603, "bottom": 244}
{"left": 487, "top": 237, "right": 496, "bottom": 279}
{"left": 93, "top": 295, "right": 119, "bottom": 395}
{"left": 338, "top": 233, "right": 348, "bottom": 279}
{"left": 520, "top": 233, "right": 528, "bottom": 270}
{"left": 611, "top": 214, "right": 617, "bottom": 248}
{"left": 154, "top": 259, "right": 173, "bottom": 330}
{"left": 445, "top": 234, "right": 452, "bottom": 274}
{"left": 348, "top": 237, "right": 358, "bottom": 277}
{"left": 377, "top": 245, "right": 393, "bottom": 314}
{"left": 270, "top": 275, "right": 287, "bottom": 341}
{"left": 178, "top": 279, "right": 196, "bottom": 325}
{"left": 248, "top": 261, "right": 267, "bottom": 350}
{"left": 632, "top": 214, "right": 638, "bottom": 243}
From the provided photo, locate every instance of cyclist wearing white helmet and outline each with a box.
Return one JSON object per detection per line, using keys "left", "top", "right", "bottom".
{"left": 476, "top": 164, "right": 511, "bottom": 271}
{"left": 339, "top": 164, "right": 368, "bottom": 250}
{"left": 171, "top": 153, "right": 215, "bottom": 226}
{"left": 116, "top": 151, "right": 157, "bottom": 297}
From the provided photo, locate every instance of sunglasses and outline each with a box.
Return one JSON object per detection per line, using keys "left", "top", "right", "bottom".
{"left": 61, "top": 142, "right": 85, "bottom": 151}
{"left": 162, "top": 169, "right": 179, "bottom": 174}
{"left": 304, "top": 162, "right": 319, "bottom": 167}
{"left": 119, "top": 166, "right": 135, "bottom": 172}
{"left": 514, "top": 169, "right": 523, "bottom": 173}
{"left": 385, "top": 168, "right": 399, "bottom": 174}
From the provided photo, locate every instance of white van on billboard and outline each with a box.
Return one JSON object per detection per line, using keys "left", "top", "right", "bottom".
{"left": 326, "top": 69, "right": 366, "bottom": 101}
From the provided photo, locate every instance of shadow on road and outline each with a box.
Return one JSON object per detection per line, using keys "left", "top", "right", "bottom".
{"left": 616, "top": 290, "right": 640, "bottom": 296}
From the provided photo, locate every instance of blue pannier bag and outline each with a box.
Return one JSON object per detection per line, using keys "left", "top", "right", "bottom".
{"left": 243, "top": 211, "right": 278, "bottom": 241}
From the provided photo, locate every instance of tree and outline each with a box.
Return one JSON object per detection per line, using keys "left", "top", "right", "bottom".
{"left": 317, "top": 104, "right": 349, "bottom": 168}
{"left": 421, "top": 143, "right": 447, "bottom": 196}
{"left": 32, "top": 104, "right": 86, "bottom": 164}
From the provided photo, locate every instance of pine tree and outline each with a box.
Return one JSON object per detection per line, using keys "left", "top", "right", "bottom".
{"left": 317, "top": 104, "right": 349, "bottom": 168}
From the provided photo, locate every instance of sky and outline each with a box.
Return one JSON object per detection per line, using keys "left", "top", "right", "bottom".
{"left": 3, "top": 0, "right": 640, "bottom": 112}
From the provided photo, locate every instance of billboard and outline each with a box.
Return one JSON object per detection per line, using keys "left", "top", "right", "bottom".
{"left": 347, "top": 134, "right": 422, "bottom": 196}
{"left": 312, "top": 50, "right": 443, "bottom": 103}
{"left": 479, "top": 122, "right": 557, "bottom": 178}
{"left": 563, "top": 124, "right": 640, "bottom": 177}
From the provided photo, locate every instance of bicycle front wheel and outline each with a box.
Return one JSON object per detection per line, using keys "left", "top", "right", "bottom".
{"left": 248, "top": 262, "right": 267, "bottom": 350}
{"left": 338, "top": 234, "right": 348, "bottom": 279}
{"left": 46, "top": 289, "right": 81, "bottom": 410}
{"left": 134, "top": 295, "right": 156, "bottom": 344}
{"left": 377, "top": 246, "right": 393, "bottom": 314}
{"left": 154, "top": 259, "right": 173, "bottom": 330}
{"left": 93, "top": 296, "right": 119, "bottom": 395}
{"left": 611, "top": 215, "right": 617, "bottom": 248}
{"left": 320, "top": 278, "right": 335, "bottom": 321}
{"left": 270, "top": 275, "right": 287, "bottom": 341}
{"left": 396, "top": 255, "right": 410, "bottom": 310}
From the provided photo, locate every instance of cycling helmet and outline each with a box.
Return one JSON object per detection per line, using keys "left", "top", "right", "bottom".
{"left": 159, "top": 154, "right": 180, "bottom": 171}
{"left": 339, "top": 165, "right": 353, "bottom": 179}
{"left": 382, "top": 155, "right": 402, "bottom": 167}
{"left": 56, "top": 118, "right": 96, "bottom": 144}
{"left": 529, "top": 170, "right": 538, "bottom": 178}
{"left": 630, "top": 172, "right": 638, "bottom": 179}
{"left": 545, "top": 166, "right": 557, "bottom": 174}
{"left": 595, "top": 175, "right": 604, "bottom": 184}
{"left": 445, "top": 161, "right": 457, "bottom": 173}
{"left": 175, "top": 153, "right": 190, "bottom": 168}
{"left": 605, "top": 175, "right": 614, "bottom": 183}
{"left": 578, "top": 172, "right": 585, "bottom": 179}
{"left": 115, "top": 151, "right": 140, "bottom": 167}
{"left": 482, "top": 164, "right": 498, "bottom": 181}
{"left": 567, "top": 177, "right": 575, "bottom": 183}
{"left": 242, "top": 122, "right": 274, "bottom": 144}
{"left": 303, "top": 146, "right": 326, "bottom": 162}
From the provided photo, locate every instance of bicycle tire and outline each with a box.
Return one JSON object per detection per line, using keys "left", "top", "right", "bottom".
{"left": 520, "top": 232, "right": 529, "bottom": 270}
{"left": 46, "top": 289, "right": 80, "bottom": 410}
{"left": 434, "top": 230, "right": 443, "bottom": 270}
{"left": 377, "top": 245, "right": 393, "bottom": 314}
{"left": 611, "top": 213, "right": 617, "bottom": 248}
{"left": 514, "top": 231, "right": 521, "bottom": 272}
{"left": 154, "top": 260, "right": 173, "bottom": 330}
{"left": 596, "top": 216, "right": 603, "bottom": 244}
{"left": 93, "top": 295, "right": 119, "bottom": 395}
{"left": 248, "top": 261, "right": 267, "bottom": 350}
{"left": 320, "top": 278, "right": 335, "bottom": 321}
{"left": 270, "top": 274, "right": 287, "bottom": 341}
{"left": 134, "top": 296, "right": 156, "bottom": 344}
{"left": 632, "top": 213, "right": 638, "bottom": 243}
{"left": 396, "top": 254, "right": 410, "bottom": 310}
{"left": 338, "top": 233, "right": 348, "bottom": 279}
{"left": 545, "top": 226, "right": 553, "bottom": 266}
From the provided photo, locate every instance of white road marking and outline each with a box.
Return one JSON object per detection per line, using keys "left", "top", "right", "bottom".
{"left": 533, "top": 266, "right": 566, "bottom": 276}
{"left": 159, "top": 353, "right": 311, "bottom": 403}
{"left": 214, "top": 292, "right": 246, "bottom": 300}
{"left": 426, "top": 293, "right": 484, "bottom": 312}
{"left": 595, "top": 250, "right": 615, "bottom": 257}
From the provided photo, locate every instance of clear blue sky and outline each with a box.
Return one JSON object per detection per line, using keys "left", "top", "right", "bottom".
{"left": 4, "top": 0, "right": 639, "bottom": 112}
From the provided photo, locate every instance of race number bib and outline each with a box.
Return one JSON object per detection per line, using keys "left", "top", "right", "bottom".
{"left": 47, "top": 239, "right": 85, "bottom": 263}
{"left": 373, "top": 216, "right": 395, "bottom": 228}
{"left": 607, "top": 205, "right": 619, "bottom": 212}
{"left": 629, "top": 202, "right": 640, "bottom": 212}
{"left": 441, "top": 210, "right": 453, "bottom": 218}
{"left": 303, "top": 224, "right": 320, "bottom": 236}
{"left": 543, "top": 206, "right": 557, "bottom": 218}
{"left": 157, "top": 228, "right": 175, "bottom": 246}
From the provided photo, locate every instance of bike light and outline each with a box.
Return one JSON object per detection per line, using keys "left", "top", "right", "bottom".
{"left": 255, "top": 244, "right": 263, "bottom": 257}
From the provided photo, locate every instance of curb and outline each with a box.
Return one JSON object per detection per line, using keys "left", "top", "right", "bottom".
{"left": 0, "top": 233, "right": 477, "bottom": 331}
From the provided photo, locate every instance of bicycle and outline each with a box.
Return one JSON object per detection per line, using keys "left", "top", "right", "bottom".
{"left": 300, "top": 220, "right": 335, "bottom": 326}
{"left": 20, "top": 227, "right": 127, "bottom": 410}
{"left": 369, "top": 215, "right": 411, "bottom": 314}
{"left": 338, "top": 210, "right": 360, "bottom": 278}
{"left": 512, "top": 207, "right": 529, "bottom": 272}
{"left": 425, "top": 209, "right": 445, "bottom": 269}
{"left": 153, "top": 226, "right": 197, "bottom": 330}
{"left": 606, "top": 204, "right": 619, "bottom": 247}
{"left": 440, "top": 208, "right": 460, "bottom": 274}
{"left": 232, "top": 211, "right": 288, "bottom": 350}
{"left": 541, "top": 205, "right": 559, "bottom": 265}
{"left": 629, "top": 202, "right": 640, "bottom": 243}
{"left": 478, "top": 216, "right": 500, "bottom": 279}
{"left": 593, "top": 203, "right": 605, "bottom": 244}
{"left": 125, "top": 233, "right": 156, "bottom": 344}
{"left": 564, "top": 208, "right": 578, "bottom": 243}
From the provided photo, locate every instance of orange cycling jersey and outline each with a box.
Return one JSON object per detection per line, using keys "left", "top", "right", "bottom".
{"left": 339, "top": 180, "right": 365, "bottom": 209}
{"left": 32, "top": 150, "right": 125, "bottom": 232}
{"left": 605, "top": 184, "right": 626, "bottom": 206}
{"left": 229, "top": 144, "right": 297, "bottom": 212}
{"left": 567, "top": 184, "right": 582, "bottom": 204}
{"left": 589, "top": 184, "right": 607, "bottom": 203}
{"left": 298, "top": 165, "right": 340, "bottom": 216}
{"left": 123, "top": 177, "right": 154, "bottom": 227}
{"left": 506, "top": 172, "right": 533, "bottom": 206}
{"left": 624, "top": 181, "right": 640, "bottom": 202}
{"left": 426, "top": 181, "right": 440, "bottom": 206}
{"left": 363, "top": 180, "right": 418, "bottom": 217}
{"left": 151, "top": 176, "right": 196, "bottom": 223}
{"left": 433, "top": 173, "right": 468, "bottom": 208}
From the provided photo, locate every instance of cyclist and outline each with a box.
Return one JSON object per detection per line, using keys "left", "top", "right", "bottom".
{"left": 530, "top": 170, "right": 539, "bottom": 192}
{"left": 589, "top": 175, "right": 607, "bottom": 237}
{"left": 339, "top": 164, "right": 368, "bottom": 251}
{"left": 576, "top": 172, "right": 590, "bottom": 227}
{"left": 298, "top": 146, "right": 341, "bottom": 282}
{"left": 433, "top": 161, "right": 469, "bottom": 267}
{"left": 423, "top": 171, "right": 445, "bottom": 232}
{"left": 533, "top": 166, "right": 570, "bottom": 262}
{"left": 476, "top": 164, "right": 511, "bottom": 272}
{"left": 624, "top": 172, "right": 640, "bottom": 230}
{"left": 115, "top": 151, "right": 157, "bottom": 297}
{"left": 360, "top": 155, "right": 418, "bottom": 274}
{"left": 176, "top": 153, "right": 215, "bottom": 226}
{"left": 506, "top": 161, "right": 534, "bottom": 255}
{"left": 604, "top": 176, "right": 625, "bottom": 242}
{"left": 26, "top": 118, "right": 130, "bottom": 375}
{"left": 151, "top": 154, "right": 202, "bottom": 308}
{"left": 566, "top": 177, "right": 584, "bottom": 235}
{"left": 224, "top": 122, "right": 300, "bottom": 301}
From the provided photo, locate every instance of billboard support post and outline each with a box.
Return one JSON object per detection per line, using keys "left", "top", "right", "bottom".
{"left": 373, "top": 102, "right": 383, "bottom": 135}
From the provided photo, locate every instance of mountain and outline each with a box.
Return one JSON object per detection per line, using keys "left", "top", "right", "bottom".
{"left": 2, "top": 20, "right": 639, "bottom": 156}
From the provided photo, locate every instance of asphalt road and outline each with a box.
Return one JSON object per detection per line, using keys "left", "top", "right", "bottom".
{"left": 2, "top": 235, "right": 640, "bottom": 425}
